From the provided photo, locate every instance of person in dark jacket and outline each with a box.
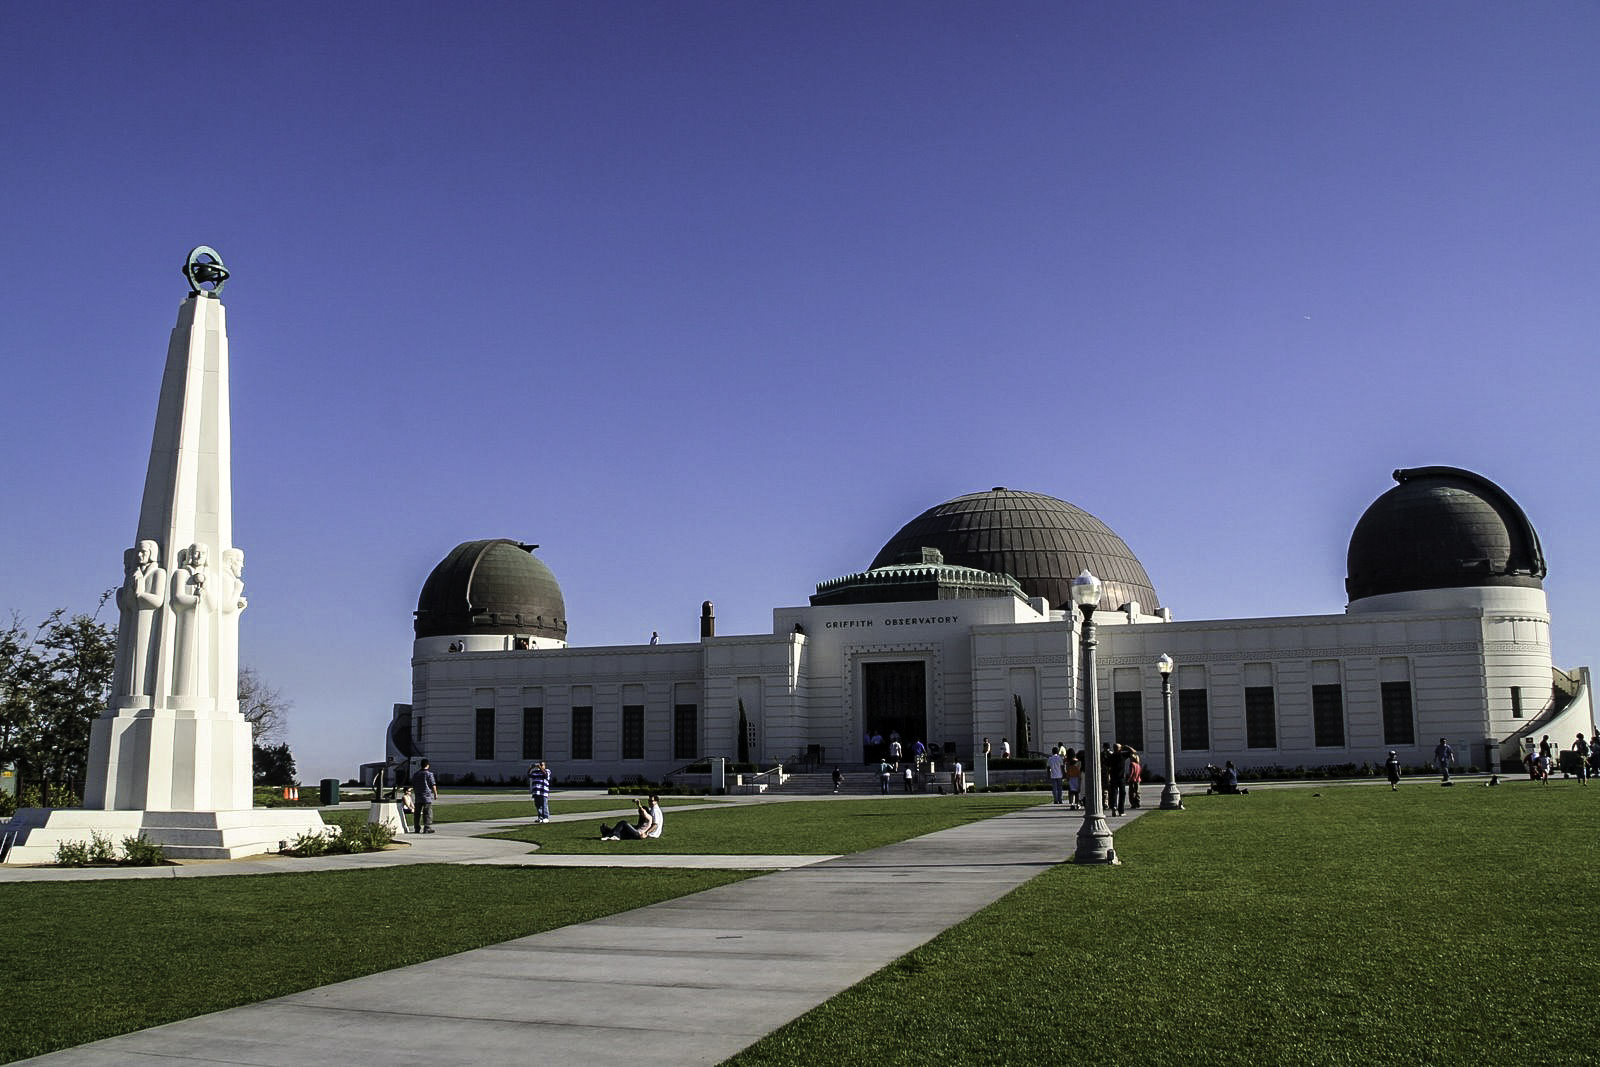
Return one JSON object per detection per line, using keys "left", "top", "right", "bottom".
{"left": 1108, "top": 744, "right": 1133, "bottom": 816}
{"left": 411, "top": 759, "right": 437, "bottom": 833}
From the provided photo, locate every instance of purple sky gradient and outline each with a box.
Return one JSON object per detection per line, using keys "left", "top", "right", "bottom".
{"left": 3, "top": 2, "right": 1596, "bottom": 779}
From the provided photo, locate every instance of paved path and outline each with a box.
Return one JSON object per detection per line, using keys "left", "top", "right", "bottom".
{"left": 16, "top": 800, "right": 1146, "bottom": 1065}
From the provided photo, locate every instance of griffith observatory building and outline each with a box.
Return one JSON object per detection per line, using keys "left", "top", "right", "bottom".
{"left": 390, "top": 468, "right": 1594, "bottom": 782}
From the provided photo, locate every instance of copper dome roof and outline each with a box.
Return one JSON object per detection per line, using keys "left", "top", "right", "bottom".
{"left": 869, "top": 488, "right": 1160, "bottom": 612}
{"left": 415, "top": 539, "right": 567, "bottom": 640}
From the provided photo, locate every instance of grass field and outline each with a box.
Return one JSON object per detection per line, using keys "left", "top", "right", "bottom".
{"left": 482, "top": 793, "right": 1042, "bottom": 853}
{"left": 728, "top": 782, "right": 1600, "bottom": 1066}
{"left": 0, "top": 865, "right": 751, "bottom": 1064}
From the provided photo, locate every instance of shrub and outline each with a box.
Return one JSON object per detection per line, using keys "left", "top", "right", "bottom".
{"left": 283, "top": 815, "right": 394, "bottom": 858}
{"left": 120, "top": 834, "right": 167, "bottom": 866}
{"left": 287, "top": 830, "right": 330, "bottom": 857}
{"left": 0, "top": 790, "right": 16, "bottom": 818}
{"left": 54, "top": 839, "right": 91, "bottom": 866}
{"left": 86, "top": 831, "right": 117, "bottom": 864}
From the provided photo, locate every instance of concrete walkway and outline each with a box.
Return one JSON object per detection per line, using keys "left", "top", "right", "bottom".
{"left": 15, "top": 799, "right": 1146, "bottom": 1065}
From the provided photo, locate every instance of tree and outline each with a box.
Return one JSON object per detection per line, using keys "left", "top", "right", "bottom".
{"left": 252, "top": 742, "right": 297, "bottom": 786}
{"left": 0, "top": 601, "right": 116, "bottom": 804}
{"left": 237, "top": 666, "right": 290, "bottom": 743}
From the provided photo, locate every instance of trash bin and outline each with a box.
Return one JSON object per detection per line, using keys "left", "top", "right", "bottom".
{"left": 320, "top": 778, "right": 340, "bottom": 805}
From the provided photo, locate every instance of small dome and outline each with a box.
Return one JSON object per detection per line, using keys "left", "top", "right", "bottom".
{"left": 869, "top": 488, "right": 1160, "bottom": 612}
{"left": 1346, "top": 467, "right": 1545, "bottom": 603}
{"left": 415, "top": 539, "right": 567, "bottom": 640}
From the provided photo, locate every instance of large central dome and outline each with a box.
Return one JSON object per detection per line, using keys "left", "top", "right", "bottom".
{"left": 869, "top": 488, "right": 1160, "bottom": 612}
{"left": 415, "top": 539, "right": 567, "bottom": 640}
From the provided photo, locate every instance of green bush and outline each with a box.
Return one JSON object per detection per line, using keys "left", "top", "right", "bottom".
{"left": 54, "top": 839, "right": 91, "bottom": 866}
{"left": 17, "top": 784, "right": 82, "bottom": 809}
{"left": 86, "top": 831, "right": 117, "bottom": 864}
{"left": 0, "top": 791, "right": 16, "bottom": 818}
{"left": 119, "top": 834, "right": 167, "bottom": 866}
{"left": 286, "top": 829, "right": 330, "bottom": 857}
{"left": 283, "top": 815, "right": 395, "bottom": 858}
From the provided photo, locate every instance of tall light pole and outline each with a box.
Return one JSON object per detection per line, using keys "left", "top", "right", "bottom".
{"left": 1071, "top": 570, "right": 1117, "bottom": 864}
{"left": 1158, "top": 653, "right": 1184, "bottom": 810}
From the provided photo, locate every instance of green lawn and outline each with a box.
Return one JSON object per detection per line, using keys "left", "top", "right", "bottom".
{"left": 728, "top": 783, "right": 1600, "bottom": 1066}
{"left": 483, "top": 793, "right": 1042, "bottom": 853}
{"left": 0, "top": 865, "right": 750, "bottom": 1064}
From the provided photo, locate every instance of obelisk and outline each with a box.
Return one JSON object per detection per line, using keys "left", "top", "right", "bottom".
{"left": 83, "top": 247, "right": 253, "bottom": 811}
{"left": 3, "top": 249, "right": 324, "bottom": 862}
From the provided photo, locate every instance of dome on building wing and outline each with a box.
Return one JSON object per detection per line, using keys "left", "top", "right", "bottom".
{"left": 1345, "top": 467, "right": 1545, "bottom": 603}
{"left": 415, "top": 539, "right": 567, "bottom": 640}
{"left": 868, "top": 488, "right": 1160, "bottom": 612}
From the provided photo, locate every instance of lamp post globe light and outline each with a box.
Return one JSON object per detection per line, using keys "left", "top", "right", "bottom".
{"left": 1158, "top": 653, "right": 1184, "bottom": 810}
{"left": 1070, "top": 570, "right": 1117, "bottom": 864}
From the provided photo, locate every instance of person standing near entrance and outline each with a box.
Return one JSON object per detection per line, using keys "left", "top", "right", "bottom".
{"left": 889, "top": 737, "right": 902, "bottom": 766}
{"left": 878, "top": 759, "right": 892, "bottom": 793}
{"left": 1046, "top": 747, "right": 1065, "bottom": 804}
{"left": 1435, "top": 738, "right": 1456, "bottom": 785}
{"left": 411, "top": 759, "right": 437, "bottom": 833}
{"left": 832, "top": 766, "right": 843, "bottom": 793}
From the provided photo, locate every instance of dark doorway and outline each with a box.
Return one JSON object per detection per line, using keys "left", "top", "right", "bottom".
{"left": 862, "top": 660, "right": 926, "bottom": 762}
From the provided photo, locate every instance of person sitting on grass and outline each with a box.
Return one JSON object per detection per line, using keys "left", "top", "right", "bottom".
{"left": 599, "top": 795, "right": 664, "bottom": 841}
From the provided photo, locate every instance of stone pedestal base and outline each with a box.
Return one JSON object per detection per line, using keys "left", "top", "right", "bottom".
{"left": 0, "top": 807, "right": 326, "bottom": 865}
{"left": 368, "top": 800, "right": 412, "bottom": 834}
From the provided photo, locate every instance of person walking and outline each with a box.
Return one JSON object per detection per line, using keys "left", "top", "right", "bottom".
{"left": 1046, "top": 747, "right": 1065, "bottom": 804}
{"left": 1574, "top": 733, "right": 1591, "bottom": 785}
{"left": 878, "top": 759, "right": 892, "bottom": 794}
{"left": 528, "top": 761, "right": 552, "bottom": 822}
{"left": 1385, "top": 750, "right": 1401, "bottom": 790}
{"left": 1066, "top": 748, "right": 1082, "bottom": 809}
{"left": 410, "top": 759, "right": 437, "bottom": 833}
{"left": 1434, "top": 737, "right": 1455, "bottom": 785}
{"left": 832, "top": 766, "right": 843, "bottom": 793}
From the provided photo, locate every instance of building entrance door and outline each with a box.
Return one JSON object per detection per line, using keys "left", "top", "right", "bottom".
{"left": 861, "top": 660, "right": 926, "bottom": 763}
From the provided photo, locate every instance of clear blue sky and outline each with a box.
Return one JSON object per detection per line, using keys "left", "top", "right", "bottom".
{"left": 3, "top": 2, "right": 1596, "bottom": 781}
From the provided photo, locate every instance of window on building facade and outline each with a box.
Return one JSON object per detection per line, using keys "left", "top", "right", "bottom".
{"left": 674, "top": 704, "right": 698, "bottom": 760}
{"left": 1381, "top": 682, "right": 1415, "bottom": 746}
{"left": 1511, "top": 686, "right": 1523, "bottom": 719}
{"left": 522, "top": 707, "right": 543, "bottom": 760}
{"left": 1113, "top": 690, "right": 1144, "bottom": 750}
{"left": 1311, "top": 684, "right": 1345, "bottom": 747}
{"left": 571, "top": 706, "right": 593, "bottom": 760}
{"left": 1244, "top": 686, "right": 1277, "bottom": 748}
{"left": 1178, "top": 689, "right": 1209, "bottom": 750}
{"left": 474, "top": 707, "right": 495, "bottom": 761}
{"left": 622, "top": 705, "right": 645, "bottom": 760}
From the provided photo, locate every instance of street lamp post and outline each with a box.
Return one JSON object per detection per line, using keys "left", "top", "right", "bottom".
{"left": 1158, "top": 653, "right": 1184, "bottom": 810}
{"left": 1071, "top": 570, "right": 1117, "bottom": 864}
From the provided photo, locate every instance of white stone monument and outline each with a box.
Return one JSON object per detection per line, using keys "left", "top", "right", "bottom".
{"left": 2, "top": 248, "right": 326, "bottom": 863}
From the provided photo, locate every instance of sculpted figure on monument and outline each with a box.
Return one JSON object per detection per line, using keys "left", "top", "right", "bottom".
{"left": 220, "top": 549, "right": 247, "bottom": 614}
{"left": 114, "top": 540, "right": 167, "bottom": 697}
{"left": 215, "top": 548, "right": 247, "bottom": 701}
{"left": 171, "top": 543, "right": 213, "bottom": 697}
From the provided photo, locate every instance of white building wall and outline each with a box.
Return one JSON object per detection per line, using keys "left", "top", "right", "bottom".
{"left": 405, "top": 586, "right": 1571, "bottom": 782}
